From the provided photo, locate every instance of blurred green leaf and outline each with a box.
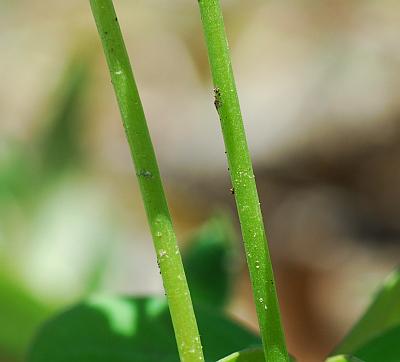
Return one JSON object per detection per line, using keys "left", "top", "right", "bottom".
{"left": 183, "top": 216, "right": 236, "bottom": 309}
{"left": 39, "top": 57, "right": 90, "bottom": 174}
{"left": 0, "top": 52, "right": 92, "bottom": 361}
{"left": 353, "top": 325, "right": 400, "bottom": 362}
{"left": 0, "top": 270, "right": 51, "bottom": 359}
{"left": 28, "top": 296, "right": 260, "bottom": 362}
{"left": 334, "top": 268, "right": 400, "bottom": 354}
{"left": 0, "top": 54, "right": 91, "bottom": 211}
{"left": 218, "top": 347, "right": 265, "bottom": 362}
{"left": 326, "top": 355, "right": 364, "bottom": 362}
{"left": 0, "top": 146, "right": 37, "bottom": 205}
{"left": 218, "top": 347, "right": 297, "bottom": 362}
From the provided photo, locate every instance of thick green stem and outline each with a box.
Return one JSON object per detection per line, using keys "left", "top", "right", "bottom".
{"left": 89, "top": 1, "right": 204, "bottom": 361}
{"left": 197, "top": 1, "right": 289, "bottom": 361}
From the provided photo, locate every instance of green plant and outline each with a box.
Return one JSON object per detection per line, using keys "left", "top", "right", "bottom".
{"left": 26, "top": 1, "right": 400, "bottom": 362}
{"left": 197, "top": 1, "right": 287, "bottom": 360}
{"left": 88, "top": 1, "right": 204, "bottom": 361}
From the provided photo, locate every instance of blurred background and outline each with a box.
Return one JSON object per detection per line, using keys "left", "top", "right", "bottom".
{"left": 1, "top": 0, "right": 400, "bottom": 361}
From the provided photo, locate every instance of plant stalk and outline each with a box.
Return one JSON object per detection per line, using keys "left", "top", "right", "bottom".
{"left": 197, "top": 1, "right": 289, "bottom": 361}
{"left": 89, "top": 1, "right": 204, "bottom": 361}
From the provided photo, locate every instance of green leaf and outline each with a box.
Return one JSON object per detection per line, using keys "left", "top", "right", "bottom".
{"left": 218, "top": 346, "right": 298, "bottom": 362}
{"left": 183, "top": 216, "right": 235, "bottom": 308}
{"left": 218, "top": 347, "right": 265, "bottom": 362}
{"left": 38, "top": 56, "right": 90, "bottom": 174}
{"left": 217, "top": 347, "right": 297, "bottom": 362}
{"left": 0, "top": 270, "right": 51, "bottom": 359}
{"left": 334, "top": 268, "right": 400, "bottom": 354}
{"left": 353, "top": 325, "right": 400, "bottom": 362}
{"left": 0, "top": 146, "right": 37, "bottom": 205}
{"left": 0, "top": 54, "right": 90, "bottom": 211}
{"left": 28, "top": 296, "right": 260, "bottom": 362}
{"left": 325, "top": 355, "right": 364, "bottom": 362}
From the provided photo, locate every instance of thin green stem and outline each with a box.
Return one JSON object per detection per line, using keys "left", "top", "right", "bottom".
{"left": 197, "top": 1, "right": 289, "bottom": 361}
{"left": 89, "top": 1, "right": 204, "bottom": 361}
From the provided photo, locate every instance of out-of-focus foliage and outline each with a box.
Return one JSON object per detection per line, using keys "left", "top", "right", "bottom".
{"left": 0, "top": 54, "right": 89, "bottom": 244}
{"left": 352, "top": 325, "right": 400, "bottom": 362}
{"left": 325, "top": 355, "right": 364, "bottom": 362}
{"left": 183, "top": 216, "right": 236, "bottom": 309}
{"left": 218, "top": 347, "right": 298, "bottom": 362}
{"left": 27, "top": 215, "right": 244, "bottom": 361}
{"left": 334, "top": 268, "right": 400, "bottom": 356}
{"left": 0, "top": 270, "right": 51, "bottom": 360}
{"left": 0, "top": 54, "right": 114, "bottom": 360}
{"left": 218, "top": 347, "right": 267, "bottom": 362}
{"left": 28, "top": 296, "right": 260, "bottom": 362}
{"left": 0, "top": 55, "right": 89, "bottom": 209}
{"left": 38, "top": 58, "right": 89, "bottom": 174}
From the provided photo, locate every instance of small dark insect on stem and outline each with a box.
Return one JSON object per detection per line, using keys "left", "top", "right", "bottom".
{"left": 214, "top": 87, "right": 222, "bottom": 110}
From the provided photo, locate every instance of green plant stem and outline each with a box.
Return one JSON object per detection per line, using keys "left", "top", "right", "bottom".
{"left": 197, "top": 1, "right": 289, "bottom": 361}
{"left": 89, "top": 1, "right": 204, "bottom": 361}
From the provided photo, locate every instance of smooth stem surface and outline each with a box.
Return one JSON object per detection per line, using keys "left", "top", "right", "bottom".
{"left": 197, "top": 1, "right": 289, "bottom": 361}
{"left": 89, "top": 1, "right": 204, "bottom": 361}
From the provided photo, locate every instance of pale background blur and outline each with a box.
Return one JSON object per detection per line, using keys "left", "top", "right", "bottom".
{"left": 1, "top": 1, "right": 400, "bottom": 361}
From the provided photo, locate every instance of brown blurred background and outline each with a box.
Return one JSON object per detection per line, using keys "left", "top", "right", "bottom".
{"left": 1, "top": 0, "right": 400, "bottom": 361}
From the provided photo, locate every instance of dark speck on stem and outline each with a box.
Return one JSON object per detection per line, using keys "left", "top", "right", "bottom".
{"left": 213, "top": 87, "right": 222, "bottom": 110}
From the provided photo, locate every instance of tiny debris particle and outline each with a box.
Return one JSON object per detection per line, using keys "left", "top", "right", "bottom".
{"left": 213, "top": 87, "right": 222, "bottom": 110}
{"left": 138, "top": 170, "right": 153, "bottom": 178}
